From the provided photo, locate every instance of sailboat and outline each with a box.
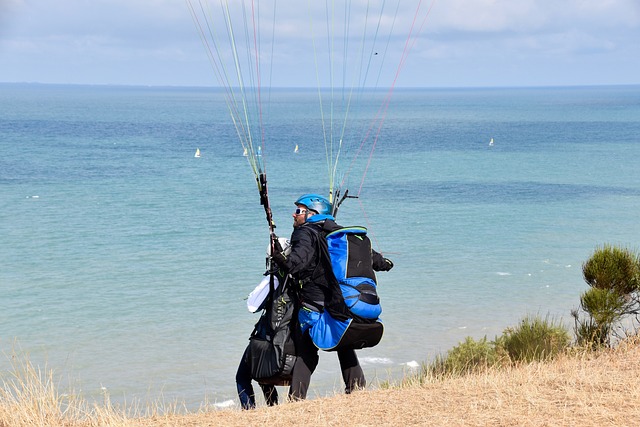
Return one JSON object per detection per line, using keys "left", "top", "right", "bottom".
{"left": 489, "top": 138, "right": 494, "bottom": 147}
{"left": 243, "top": 147, "right": 248, "bottom": 157}
{"left": 294, "top": 144, "right": 299, "bottom": 153}
{"left": 194, "top": 148, "right": 201, "bottom": 158}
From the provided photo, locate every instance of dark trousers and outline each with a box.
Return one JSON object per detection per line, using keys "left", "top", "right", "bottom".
{"left": 288, "top": 330, "right": 365, "bottom": 400}
{"left": 235, "top": 346, "right": 278, "bottom": 409}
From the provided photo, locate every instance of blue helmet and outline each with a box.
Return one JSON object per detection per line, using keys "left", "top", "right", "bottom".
{"left": 295, "top": 194, "right": 332, "bottom": 215}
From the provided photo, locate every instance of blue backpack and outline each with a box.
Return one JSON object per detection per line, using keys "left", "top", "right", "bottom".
{"left": 308, "top": 223, "right": 384, "bottom": 351}
{"left": 324, "top": 226, "right": 382, "bottom": 322}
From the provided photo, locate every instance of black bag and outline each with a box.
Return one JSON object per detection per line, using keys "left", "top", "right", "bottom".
{"left": 248, "top": 273, "right": 296, "bottom": 386}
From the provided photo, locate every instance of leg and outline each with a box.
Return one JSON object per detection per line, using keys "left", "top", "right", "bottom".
{"left": 337, "top": 348, "right": 366, "bottom": 394}
{"left": 235, "top": 346, "right": 256, "bottom": 410}
{"left": 288, "top": 331, "right": 319, "bottom": 400}
{"left": 260, "top": 383, "right": 278, "bottom": 406}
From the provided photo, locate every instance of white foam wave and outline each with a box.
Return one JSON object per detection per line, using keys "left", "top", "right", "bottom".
{"left": 404, "top": 360, "right": 420, "bottom": 369}
{"left": 360, "top": 356, "right": 393, "bottom": 365}
{"left": 214, "top": 399, "right": 235, "bottom": 409}
{"left": 496, "top": 272, "right": 511, "bottom": 276}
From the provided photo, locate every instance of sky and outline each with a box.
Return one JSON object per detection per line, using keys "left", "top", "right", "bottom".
{"left": 0, "top": 0, "right": 639, "bottom": 88}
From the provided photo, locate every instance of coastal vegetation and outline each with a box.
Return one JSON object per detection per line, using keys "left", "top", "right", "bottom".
{"left": 422, "top": 315, "right": 571, "bottom": 379}
{"left": 2, "top": 244, "right": 639, "bottom": 426}
{"left": 572, "top": 244, "right": 640, "bottom": 347}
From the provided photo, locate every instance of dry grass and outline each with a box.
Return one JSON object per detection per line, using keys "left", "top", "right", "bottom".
{"left": 3, "top": 339, "right": 640, "bottom": 427}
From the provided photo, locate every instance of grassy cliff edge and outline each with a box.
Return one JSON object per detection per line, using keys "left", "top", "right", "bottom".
{"left": 4, "top": 337, "right": 637, "bottom": 426}
{"left": 149, "top": 338, "right": 640, "bottom": 426}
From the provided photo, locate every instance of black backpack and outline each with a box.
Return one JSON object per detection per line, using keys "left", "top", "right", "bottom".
{"left": 247, "top": 272, "right": 297, "bottom": 385}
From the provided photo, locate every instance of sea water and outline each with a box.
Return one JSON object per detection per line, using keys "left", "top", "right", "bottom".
{"left": 1, "top": 83, "right": 640, "bottom": 409}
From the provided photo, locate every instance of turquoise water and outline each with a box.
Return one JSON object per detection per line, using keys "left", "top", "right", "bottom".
{"left": 1, "top": 84, "right": 640, "bottom": 408}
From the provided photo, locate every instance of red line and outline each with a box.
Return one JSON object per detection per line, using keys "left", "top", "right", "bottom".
{"left": 358, "top": 0, "right": 437, "bottom": 196}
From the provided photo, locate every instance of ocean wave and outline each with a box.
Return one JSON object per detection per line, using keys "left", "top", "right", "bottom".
{"left": 360, "top": 356, "right": 394, "bottom": 365}
{"left": 214, "top": 399, "right": 236, "bottom": 409}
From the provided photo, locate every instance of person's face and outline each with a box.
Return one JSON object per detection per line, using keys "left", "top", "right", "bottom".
{"left": 292, "top": 205, "right": 311, "bottom": 227}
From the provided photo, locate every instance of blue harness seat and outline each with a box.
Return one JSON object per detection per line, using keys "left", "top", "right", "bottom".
{"left": 308, "top": 310, "right": 384, "bottom": 351}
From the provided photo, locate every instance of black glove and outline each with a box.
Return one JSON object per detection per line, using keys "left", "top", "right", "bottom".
{"left": 271, "top": 250, "right": 287, "bottom": 268}
{"left": 380, "top": 258, "right": 394, "bottom": 271}
{"left": 271, "top": 233, "right": 283, "bottom": 254}
{"left": 270, "top": 233, "right": 287, "bottom": 268}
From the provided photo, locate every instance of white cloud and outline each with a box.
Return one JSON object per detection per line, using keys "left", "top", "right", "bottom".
{"left": 0, "top": 0, "right": 638, "bottom": 86}
{"left": 429, "top": 0, "right": 640, "bottom": 33}
{"left": 415, "top": 0, "right": 639, "bottom": 70}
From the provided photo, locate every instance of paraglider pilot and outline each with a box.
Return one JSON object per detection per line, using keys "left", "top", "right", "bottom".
{"left": 270, "top": 194, "right": 393, "bottom": 400}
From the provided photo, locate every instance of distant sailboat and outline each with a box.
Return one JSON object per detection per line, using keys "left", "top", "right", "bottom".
{"left": 294, "top": 144, "right": 299, "bottom": 153}
{"left": 194, "top": 148, "right": 201, "bottom": 158}
{"left": 243, "top": 147, "right": 248, "bottom": 157}
{"left": 489, "top": 138, "right": 494, "bottom": 147}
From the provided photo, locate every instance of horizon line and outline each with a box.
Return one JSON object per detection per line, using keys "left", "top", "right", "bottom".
{"left": 1, "top": 81, "right": 639, "bottom": 90}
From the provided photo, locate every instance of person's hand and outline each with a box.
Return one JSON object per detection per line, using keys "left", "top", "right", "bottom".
{"left": 271, "top": 233, "right": 283, "bottom": 254}
{"left": 271, "top": 250, "right": 287, "bottom": 268}
{"left": 270, "top": 233, "right": 287, "bottom": 267}
{"left": 381, "top": 258, "right": 394, "bottom": 271}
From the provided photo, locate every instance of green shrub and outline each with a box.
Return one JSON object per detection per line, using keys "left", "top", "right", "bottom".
{"left": 582, "top": 244, "right": 640, "bottom": 295}
{"left": 495, "top": 316, "right": 570, "bottom": 363}
{"left": 573, "top": 244, "right": 640, "bottom": 347}
{"left": 579, "top": 287, "right": 629, "bottom": 325}
{"left": 572, "top": 310, "right": 607, "bottom": 349}
{"left": 425, "top": 336, "right": 504, "bottom": 378}
{"left": 423, "top": 315, "right": 570, "bottom": 382}
{"left": 572, "top": 287, "right": 631, "bottom": 347}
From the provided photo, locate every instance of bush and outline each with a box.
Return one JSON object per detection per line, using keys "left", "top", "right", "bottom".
{"left": 425, "top": 336, "right": 503, "bottom": 378}
{"left": 423, "top": 316, "right": 571, "bottom": 381}
{"left": 495, "top": 316, "right": 571, "bottom": 363}
{"left": 573, "top": 287, "right": 632, "bottom": 347}
{"left": 579, "top": 287, "right": 629, "bottom": 326}
{"left": 582, "top": 244, "right": 640, "bottom": 295}
{"left": 573, "top": 244, "right": 640, "bottom": 347}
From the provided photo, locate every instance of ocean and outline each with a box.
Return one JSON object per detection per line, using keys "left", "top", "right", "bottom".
{"left": 1, "top": 83, "right": 639, "bottom": 409}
